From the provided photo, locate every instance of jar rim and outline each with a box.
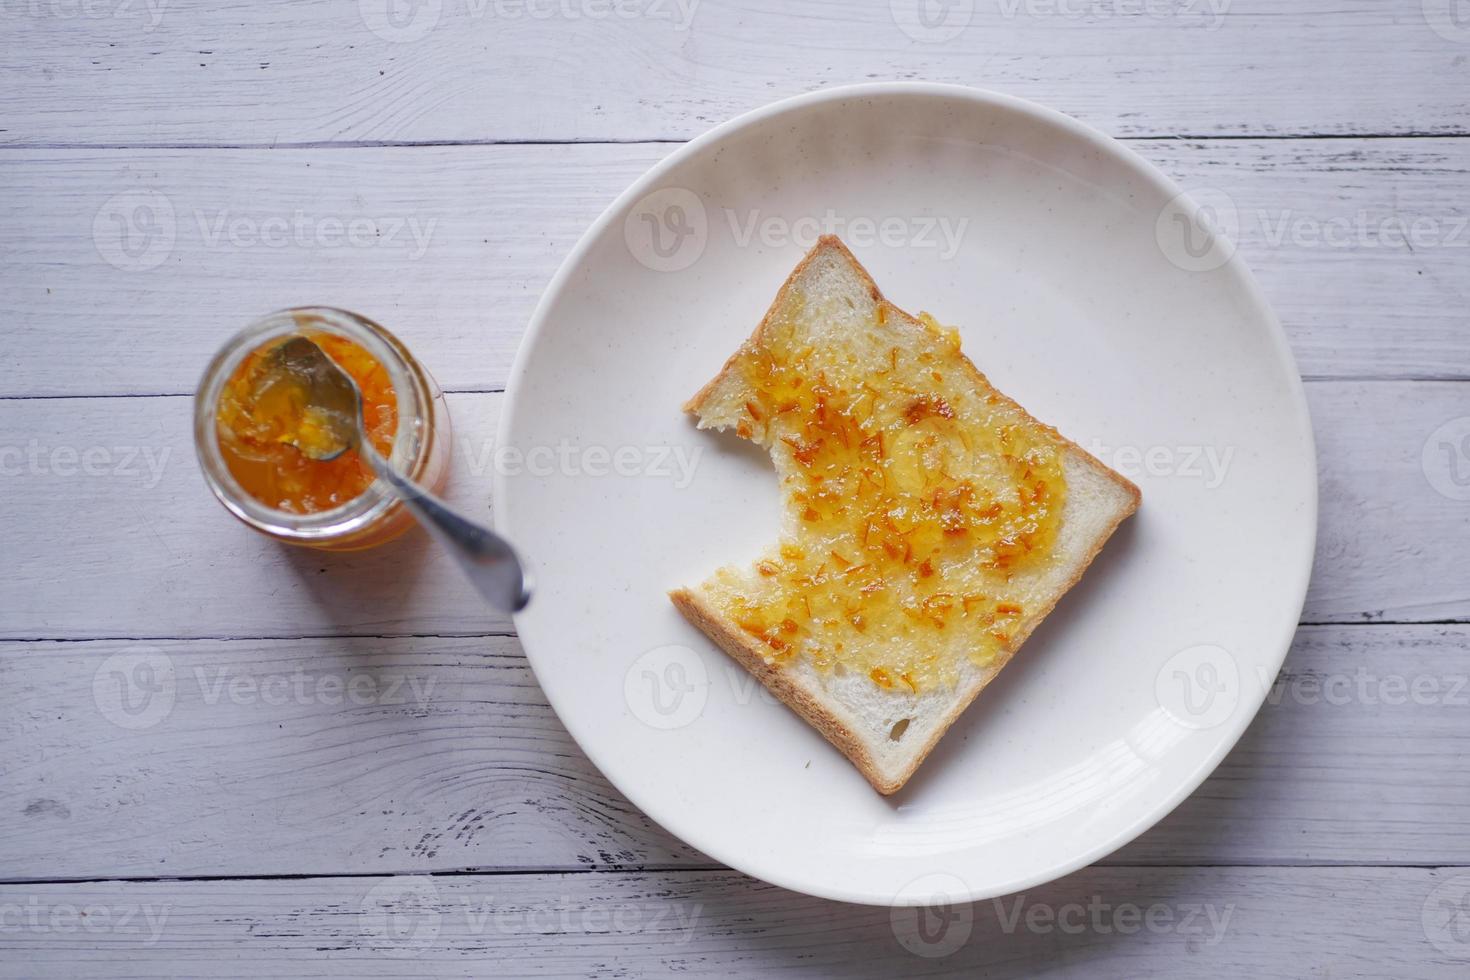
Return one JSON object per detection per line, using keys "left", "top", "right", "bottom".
{"left": 193, "top": 307, "right": 428, "bottom": 542}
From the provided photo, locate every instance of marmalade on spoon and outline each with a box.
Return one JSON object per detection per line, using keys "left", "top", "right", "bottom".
{"left": 215, "top": 333, "right": 397, "bottom": 514}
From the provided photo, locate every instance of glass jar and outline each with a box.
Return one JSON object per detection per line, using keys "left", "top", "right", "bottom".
{"left": 194, "top": 307, "right": 451, "bottom": 551}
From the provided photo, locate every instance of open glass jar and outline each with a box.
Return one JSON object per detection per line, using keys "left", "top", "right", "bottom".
{"left": 194, "top": 308, "right": 452, "bottom": 551}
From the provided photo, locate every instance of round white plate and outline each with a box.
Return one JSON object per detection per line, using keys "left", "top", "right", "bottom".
{"left": 495, "top": 84, "right": 1316, "bottom": 906}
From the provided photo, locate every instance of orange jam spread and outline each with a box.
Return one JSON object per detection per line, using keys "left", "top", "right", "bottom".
{"left": 702, "top": 304, "right": 1067, "bottom": 693}
{"left": 215, "top": 334, "right": 397, "bottom": 514}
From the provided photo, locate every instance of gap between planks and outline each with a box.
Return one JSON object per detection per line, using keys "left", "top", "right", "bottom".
{"left": 3, "top": 619, "right": 1465, "bottom": 644}
{"left": 6, "top": 862, "right": 1469, "bottom": 890}
{"left": 4, "top": 133, "right": 1470, "bottom": 152}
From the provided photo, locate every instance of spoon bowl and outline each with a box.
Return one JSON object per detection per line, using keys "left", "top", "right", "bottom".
{"left": 267, "top": 335, "right": 532, "bottom": 613}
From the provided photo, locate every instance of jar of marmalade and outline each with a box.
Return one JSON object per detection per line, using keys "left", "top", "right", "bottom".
{"left": 194, "top": 307, "right": 452, "bottom": 551}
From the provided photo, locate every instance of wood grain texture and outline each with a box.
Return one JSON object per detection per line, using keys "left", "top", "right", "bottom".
{"left": 1309, "top": 381, "right": 1470, "bottom": 622}
{"left": 2, "top": 0, "right": 1469, "bottom": 147}
{"left": 0, "top": 392, "right": 515, "bottom": 640}
{"left": 1, "top": 867, "right": 1465, "bottom": 977}
{"left": 0, "top": 144, "right": 664, "bottom": 398}
{"left": 4, "top": 139, "right": 1469, "bottom": 399}
{"left": 3, "top": 1, "right": 1466, "bottom": 973}
{"left": 1, "top": 381, "right": 1464, "bottom": 640}
{"left": 0, "top": 636, "right": 703, "bottom": 880}
{"left": 3, "top": 625, "right": 1467, "bottom": 880}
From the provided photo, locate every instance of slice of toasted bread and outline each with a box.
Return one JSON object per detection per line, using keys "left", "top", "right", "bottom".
{"left": 671, "top": 236, "right": 1140, "bottom": 794}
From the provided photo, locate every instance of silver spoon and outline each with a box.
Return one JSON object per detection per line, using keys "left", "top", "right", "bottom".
{"left": 267, "top": 335, "right": 531, "bottom": 613}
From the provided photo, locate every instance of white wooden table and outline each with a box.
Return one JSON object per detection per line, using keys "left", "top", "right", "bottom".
{"left": 3, "top": 1, "right": 1469, "bottom": 975}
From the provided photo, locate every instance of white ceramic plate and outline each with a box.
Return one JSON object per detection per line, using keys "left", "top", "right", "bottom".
{"left": 495, "top": 84, "right": 1316, "bottom": 906}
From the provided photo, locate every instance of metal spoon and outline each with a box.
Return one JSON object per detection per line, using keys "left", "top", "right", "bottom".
{"left": 267, "top": 335, "right": 531, "bottom": 613}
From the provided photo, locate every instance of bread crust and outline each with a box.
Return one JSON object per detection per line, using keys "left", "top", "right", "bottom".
{"left": 669, "top": 586, "right": 888, "bottom": 785}
{"left": 673, "top": 236, "right": 1140, "bottom": 795}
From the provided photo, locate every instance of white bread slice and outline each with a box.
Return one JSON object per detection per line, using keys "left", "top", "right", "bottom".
{"left": 671, "top": 237, "right": 1140, "bottom": 794}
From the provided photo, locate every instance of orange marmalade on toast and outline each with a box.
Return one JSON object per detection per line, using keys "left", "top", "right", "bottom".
{"left": 699, "top": 303, "right": 1067, "bottom": 694}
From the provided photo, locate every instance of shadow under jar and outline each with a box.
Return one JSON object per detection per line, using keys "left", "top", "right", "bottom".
{"left": 194, "top": 307, "right": 452, "bottom": 551}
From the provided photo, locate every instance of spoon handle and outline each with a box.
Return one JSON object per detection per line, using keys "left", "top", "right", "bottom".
{"left": 361, "top": 443, "right": 532, "bottom": 613}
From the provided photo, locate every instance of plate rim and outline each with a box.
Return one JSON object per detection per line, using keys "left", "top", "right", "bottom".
{"left": 493, "top": 81, "right": 1320, "bottom": 906}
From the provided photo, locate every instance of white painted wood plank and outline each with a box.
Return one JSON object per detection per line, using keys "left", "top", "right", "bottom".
{"left": 2, "top": 1, "right": 1468, "bottom": 146}
{"left": 1113, "top": 624, "right": 1470, "bottom": 866}
{"left": 0, "top": 636, "right": 703, "bottom": 879}
{"left": 2, "top": 625, "right": 1466, "bottom": 879}
{"left": 0, "top": 868, "right": 1463, "bottom": 977}
{"left": 1, "top": 381, "right": 1463, "bottom": 639}
{"left": 1308, "top": 381, "right": 1470, "bottom": 622}
{"left": 4, "top": 140, "right": 1467, "bottom": 400}
{"left": 0, "top": 144, "right": 666, "bottom": 398}
{"left": 0, "top": 392, "right": 516, "bottom": 640}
